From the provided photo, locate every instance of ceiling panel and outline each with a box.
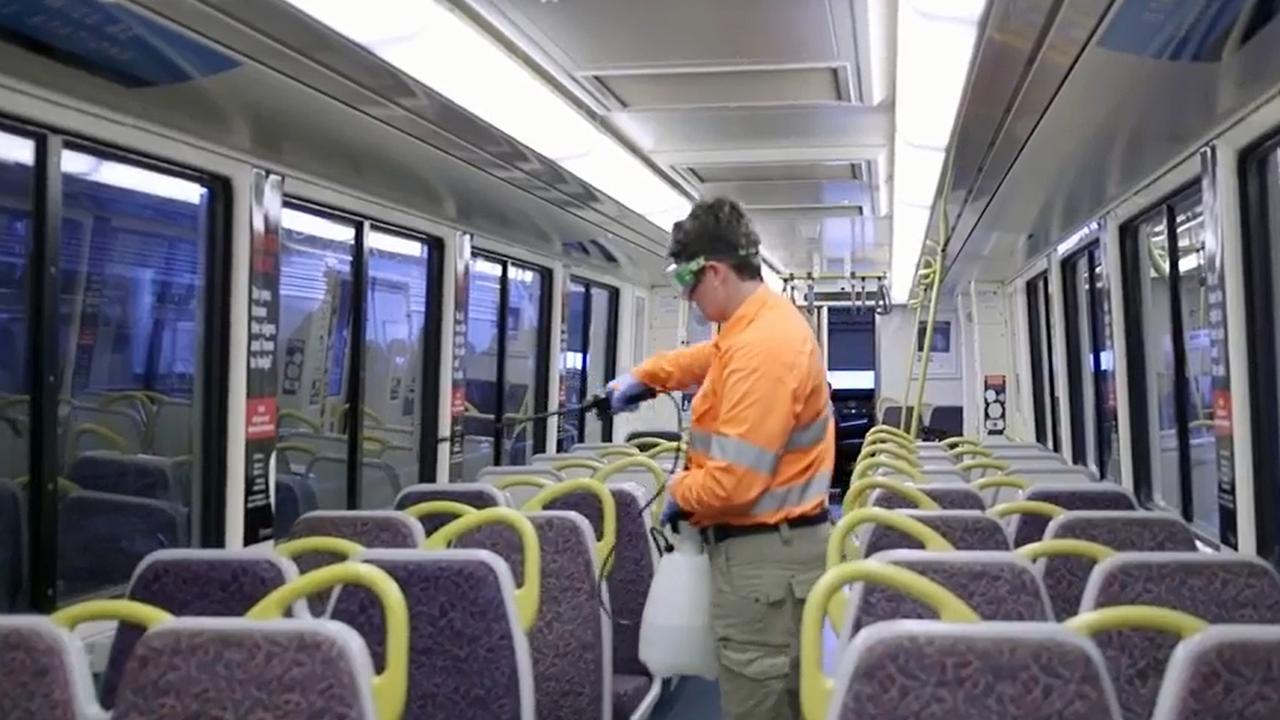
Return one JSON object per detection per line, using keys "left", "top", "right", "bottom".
{"left": 593, "top": 65, "right": 848, "bottom": 109}
{"left": 685, "top": 161, "right": 864, "bottom": 183}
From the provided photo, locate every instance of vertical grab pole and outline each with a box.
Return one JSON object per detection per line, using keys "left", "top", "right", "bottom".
{"left": 911, "top": 249, "right": 946, "bottom": 439}
{"left": 898, "top": 286, "right": 926, "bottom": 432}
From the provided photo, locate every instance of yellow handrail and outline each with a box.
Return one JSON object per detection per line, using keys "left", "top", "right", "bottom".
{"left": 51, "top": 599, "right": 172, "bottom": 631}
{"left": 425, "top": 507, "right": 541, "bottom": 633}
{"left": 400, "top": 500, "right": 477, "bottom": 521}
{"left": 850, "top": 456, "right": 926, "bottom": 485}
{"left": 278, "top": 409, "right": 321, "bottom": 432}
{"left": 598, "top": 447, "right": 640, "bottom": 460}
{"left": 1064, "top": 605, "right": 1208, "bottom": 639}
{"left": 800, "top": 560, "right": 980, "bottom": 720}
{"left": 628, "top": 437, "right": 665, "bottom": 451}
{"left": 941, "top": 436, "right": 981, "bottom": 450}
{"left": 987, "top": 500, "right": 1066, "bottom": 522}
{"left": 642, "top": 440, "right": 685, "bottom": 459}
{"left": 842, "top": 478, "right": 940, "bottom": 514}
{"left": 856, "top": 442, "right": 921, "bottom": 468}
{"left": 593, "top": 455, "right": 669, "bottom": 527}
{"left": 1016, "top": 539, "right": 1115, "bottom": 564}
{"left": 489, "top": 476, "right": 555, "bottom": 493}
{"left": 956, "top": 457, "right": 1012, "bottom": 477}
{"left": 524, "top": 479, "right": 617, "bottom": 576}
{"left": 248, "top": 563, "right": 409, "bottom": 720}
{"left": 948, "top": 444, "right": 994, "bottom": 459}
{"left": 275, "top": 536, "right": 365, "bottom": 561}
{"left": 550, "top": 457, "right": 605, "bottom": 474}
{"left": 971, "top": 475, "right": 1031, "bottom": 493}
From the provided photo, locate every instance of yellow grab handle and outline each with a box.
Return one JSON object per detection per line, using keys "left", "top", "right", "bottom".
{"left": 276, "top": 442, "right": 318, "bottom": 458}
{"left": 864, "top": 430, "right": 913, "bottom": 448}
{"left": 51, "top": 599, "right": 173, "bottom": 631}
{"left": 1064, "top": 605, "right": 1209, "bottom": 639}
{"left": 401, "top": 500, "right": 477, "bottom": 521}
{"left": 842, "top": 478, "right": 940, "bottom": 514}
{"left": 275, "top": 536, "right": 365, "bottom": 561}
{"left": 642, "top": 440, "right": 684, "bottom": 458}
{"left": 425, "top": 507, "right": 541, "bottom": 633}
{"left": 490, "top": 475, "right": 555, "bottom": 493}
{"left": 594, "top": 455, "right": 669, "bottom": 527}
{"left": 867, "top": 424, "right": 912, "bottom": 442}
{"left": 948, "top": 445, "right": 994, "bottom": 459}
{"left": 629, "top": 437, "right": 665, "bottom": 451}
{"left": 825, "top": 508, "right": 955, "bottom": 631}
{"left": 971, "top": 475, "right": 1030, "bottom": 493}
{"left": 524, "top": 478, "right": 617, "bottom": 576}
{"left": 800, "top": 560, "right": 980, "bottom": 720}
{"left": 71, "top": 423, "right": 127, "bottom": 452}
{"left": 941, "top": 436, "right": 981, "bottom": 449}
{"left": 857, "top": 442, "right": 921, "bottom": 468}
{"left": 956, "top": 458, "right": 1012, "bottom": 476}
{"left": 987, "top": 500, "right": 1066, "bottom": 521}
{"left": 550, "top": 457, "right": 605, "bottom": 473}
{"left": 851, "top": 456, "right": 925, "bottom": 485}
{"left": 278, "top": 409, "right": 321, "bottom": 432}
{"left": 248, "top": 562, "right": 409, "bottom": 720}
{"left": 1016, "top": 539, "right": 1115, "bottom": 563}
{"left": 598, "top": 447, "right": 639, "bottom": 460}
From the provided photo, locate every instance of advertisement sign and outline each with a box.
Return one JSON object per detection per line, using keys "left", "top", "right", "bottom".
{"left": 447, "top": 233, "right": 471, "bottom": 481}
{"left": 1201, "top": 146, "right": 1237, "bottom": 548}
{"left": 983, "top": 374, "right": 1007, "bottom": 436}
{"left": 243, "top": 169, "right": 283, "bottom": 545}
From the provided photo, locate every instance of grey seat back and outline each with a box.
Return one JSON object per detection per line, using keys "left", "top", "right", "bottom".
{"left": 1039, "top": 512, "right": 1197, "bottom": 620}
{"left": 100, "top": 550, "right": 300, "bottom": 709}
{"left": 831, "top": 620, "right": 1122, "bottom": 720}
{"left": 303, "top": 454, "right": 348, "bottom": 510}
{"left": 869, "top": 484, "right": 985, "bottom": 511}
{"left": 394, "top": 483, "right": 508, "bottom": 535}
{"left": 927, "top": 405, "right": 963, "bottom": 437}
{"left": 57, "top": 491, "right": 188, "bottom": 599}
{"left": 844, "top": 550, "right": 1051, "bottom": 641}
{"left": 479, "top": 465, "right": 567, "bottom": 506}
{"left": 359, "top": 459, "right": 403, "bottom": 509}
{"left": 275, "top": 475, "right": 319, "bottom": 538}
{"left": 1078, "top": 553, "right": 1280, "bottom": 720}
{"left": 112, "top": 618, "right": 377, "bottom": 720}
{"left": 330, "top": 549, "right": 535, "bottom": 720}
{"left": 0, "top": 617, "right": 102, "bottom": 720}
{"left": 456, "top": 511, "right": 610, "bottom": 720}
{"left": 1009, "top": 484, "right": 1137, "bottom": 547}
{"left": 863, "top": 511, "right": 1010, "bottom": 556}
{"left": 1152, "top": 625, "right": 1280, "bottom": 720}
{"left": 68, "top": 452, "right": 189, "bottom": 506}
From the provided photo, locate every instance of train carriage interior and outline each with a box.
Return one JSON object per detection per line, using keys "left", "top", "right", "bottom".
{"left": 5, "top": 0, "right": 1280, "bottom": 718}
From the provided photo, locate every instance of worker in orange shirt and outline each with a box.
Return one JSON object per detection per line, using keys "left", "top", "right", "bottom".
{"left": 609, "top": 198, "right": 833, "bottom": 720}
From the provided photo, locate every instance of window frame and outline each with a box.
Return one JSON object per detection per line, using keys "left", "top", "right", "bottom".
{"left": 1, "top": 116, "right": 231, "bottom": 611}
{"left": 563, "top": 276, "right": 619, "bottom": 446}
{"left": 1062, "top": 240, "right": 1112, "bottom": 475}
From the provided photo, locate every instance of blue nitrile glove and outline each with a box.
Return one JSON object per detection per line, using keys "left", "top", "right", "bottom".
{"left": 607, "top": 372, "right": 651, "bottom": 414}
{"left": 659, "top": 495, "right": 684, "bottom": 527}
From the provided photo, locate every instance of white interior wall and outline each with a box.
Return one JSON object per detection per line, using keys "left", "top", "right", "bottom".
{"left": 876, "top": 303, "right": 966, "bottom": 409}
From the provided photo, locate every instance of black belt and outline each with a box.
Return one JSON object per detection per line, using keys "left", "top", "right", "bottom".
{"left": 706, "top": 511, "right": 829, "bottom": 544}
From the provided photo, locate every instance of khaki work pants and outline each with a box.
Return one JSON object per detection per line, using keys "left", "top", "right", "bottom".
{"left": 708, "top": 521, "right": 828, "bottom": 720}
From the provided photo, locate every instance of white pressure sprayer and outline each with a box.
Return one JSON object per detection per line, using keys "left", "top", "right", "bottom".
{"left": 638, "top": 520, "right": 718, "bottom": 680}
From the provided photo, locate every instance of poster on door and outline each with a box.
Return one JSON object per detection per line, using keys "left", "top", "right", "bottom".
{"left": 983, "top": 374, "right": 1007, "bottom": 436}
{"left": 243, "top": 169, "right": 283, "bottom": 546}
{"left": 1201, "top": 146, "right": 1237, "bottom": 549}
{"left": 447, "top": 233, "right": 471, "bottom": 481}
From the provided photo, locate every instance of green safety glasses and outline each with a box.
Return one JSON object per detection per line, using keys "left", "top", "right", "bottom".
{"left": 665, "top": 256, "right": 706, "bottom": 297}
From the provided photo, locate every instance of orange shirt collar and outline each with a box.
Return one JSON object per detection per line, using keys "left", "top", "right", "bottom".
{"left": 718, "top": 284, "right": 771, "bottom": 340}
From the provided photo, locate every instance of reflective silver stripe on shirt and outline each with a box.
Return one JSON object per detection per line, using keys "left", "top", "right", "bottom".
{"left": 748, "top": 468, "right": 833, "bottom": 516}
{"left": 710, "top": 433, "right": 779, "bottom": 477}
{"left": 785, "top": 406, "right": 832, "bottom": 451}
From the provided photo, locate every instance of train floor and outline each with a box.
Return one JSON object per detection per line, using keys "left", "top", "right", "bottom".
{"left": 651, "top": 677, "right": 721, "bottom": 719}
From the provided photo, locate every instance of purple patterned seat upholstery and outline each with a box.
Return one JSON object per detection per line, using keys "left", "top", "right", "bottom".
{"left": 1152, "top": 625, "right": 1280, "bottom": 720}
{"left": 0, "top": 617, "right": 101, "bottom": 720}
{"left": 603, "top": 485, "right": 657, "bottom": 719}
{"left": 394, "top": 483, "right": 507, "bottom": 536}
{"left": 870, "top": 484, "right": 985, "bottom": 511}
{"left": 831, "top": 620, "right": 1122, "bottom": 720}
{"left": 99, "top": 550, "right": 300, "bottom": 709}
{"left": 1009, "top": 484, "right": 1137, "bottom": 547}
{"left": 112, "top": 618, "right": 377, "bottom": 720}
{"left": 1078, "top": 553, "right": 1280, "bottom": 720}
{"left": 330, "top": 549, "right": 535, "bottom": 719}
{"left": 1040, "top": 512, "right": 1197, "bottom": 621}
{"left": 844, "top": 550, "right": 1051, "bottom": 641}
{"left": 456, "top": 511, "right": 610, "bottom": 720}
{"left": 56, "top": 491, "right": 188, "bottom": 599}
{"left": 288, "top": 510, "right": 425, "bottom": 613}
{"left": 863, "top": 510, "right": 1011, "bottom": 556}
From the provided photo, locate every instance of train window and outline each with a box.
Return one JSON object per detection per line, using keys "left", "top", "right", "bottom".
{"left": 1062, "top": 242, "right": 1121, "bottom": 480}
{"left": 463, "top": 253, "right": 551, "bottom": 477}
{"left": 1025, "top": 273, "right": 1060, "bottom": 450}
{"left": 55, "top": 146, "right": 214, "bottom": 603}
{"left": 559, "top": 278, "right": 618, "bottom": 449}
{"left": 0, "top": 128, "right": 34, "bottom": 612}
{"left": 1121, "top": 186, "right": 1219, "bottom": 535}
{"left": 360, "top": 227, "right": 434, "bottom": 508}
{"left": 277, "top": 205, "right": 358, "bottom": 511}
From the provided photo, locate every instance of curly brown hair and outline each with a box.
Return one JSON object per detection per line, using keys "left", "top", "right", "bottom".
{"left": 668, "top": 198, "right": 763, "bottom": 280}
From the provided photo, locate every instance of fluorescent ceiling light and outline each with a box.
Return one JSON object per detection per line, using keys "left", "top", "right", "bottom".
{"left": 283, "top": 208, "right": 357, "bottom": 242}
{"left": 62, "top": 150, "right": 207, "bottom": 205}
{"left": 369, "top": 230, "right": 426, "bottom": 258}
{"left": 889, "top": 0, "right": 986, "bottom": 304}
{"left": 0, "top": 132, "right": 33, "bottom": 166}
{"left": 285, "top": 0, "right": 690, "bottom": 231}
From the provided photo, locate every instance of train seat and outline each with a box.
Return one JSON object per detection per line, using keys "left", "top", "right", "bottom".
{"left": 456, "top": 511, "right": 611, "bottom": 720}
{"left": 1078, "top": 553, "right": 1280, "bottom": 720}
{"left": 1038, "top": 512, "right": 1198, "bottom": 620}
{"left": 869, "top": 484, "right": 985, "bottom": 511}
{"left": 359, "top": 458, "right": 403, "bottom": 509}
{"left": 395, "top": 483, "right": 509, "bottom": 535}
{"left": 99, "top": 549, "right": 302, "bottom": 709}
{"left": 68, "top": 452, "right": 190, "bottom": 506}
{"left": 530, "top": 453, "right": 601, "bottom": 479}
{"left": 977, "top": 465, "right": 1100, "bottom": 505}
{"left": 601, "top": 485, "right": 659, "bottom": 720}
{"left": 289, "top": 510, "right": 425, "bottom": 551}
{"left": 842, "top": 550, "right": 1052, "bottom": 641}
{"left": 1152, "top": 625, "right": 1280, "bottom": 720}
{"left": 0, "top": 478, "right": 23, "bottom": 612}
{"left": 146, "top": 399, "right": 192, "bottom": 457}
{"left": 67, "top": 405, "right": 144, "bottom": 458}
{"left": 926, "top": 406, "right": 964, "bottom": 438}
{"left": 330, "top": 549, "right": 535, "bottom": 720}
{"left": 571, "top": 442, "right": 639, "bottom": 460}
{"left": 275, "top": 475, "right": 319, "bottom": 538}
{"left": 0, "top": 616, "right": 101, "bottom": 720}
{"left": 479, "top": 465, "right": 566, "bottom": 507}
{"left": 302, "top": 453, "right": 351, "bottom": 509}
{"left": 863, "top": 511, "right": 1011, "bottom": 556}
{"left": 112, "top": 618, "right": 378, "bottom": 720}
{"left": 1008, "top": 485, "right": 1138, "bottom": 547}
{"left": 829, "top": 620, "right": 1122, "bottom": 720}
{"left": 56, "top": 491, "right": 188, "bottom": 599}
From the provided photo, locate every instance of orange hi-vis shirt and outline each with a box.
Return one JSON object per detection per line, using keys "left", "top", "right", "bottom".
{"left": 634, "top": 285, "right": 834, "bottom": 527}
